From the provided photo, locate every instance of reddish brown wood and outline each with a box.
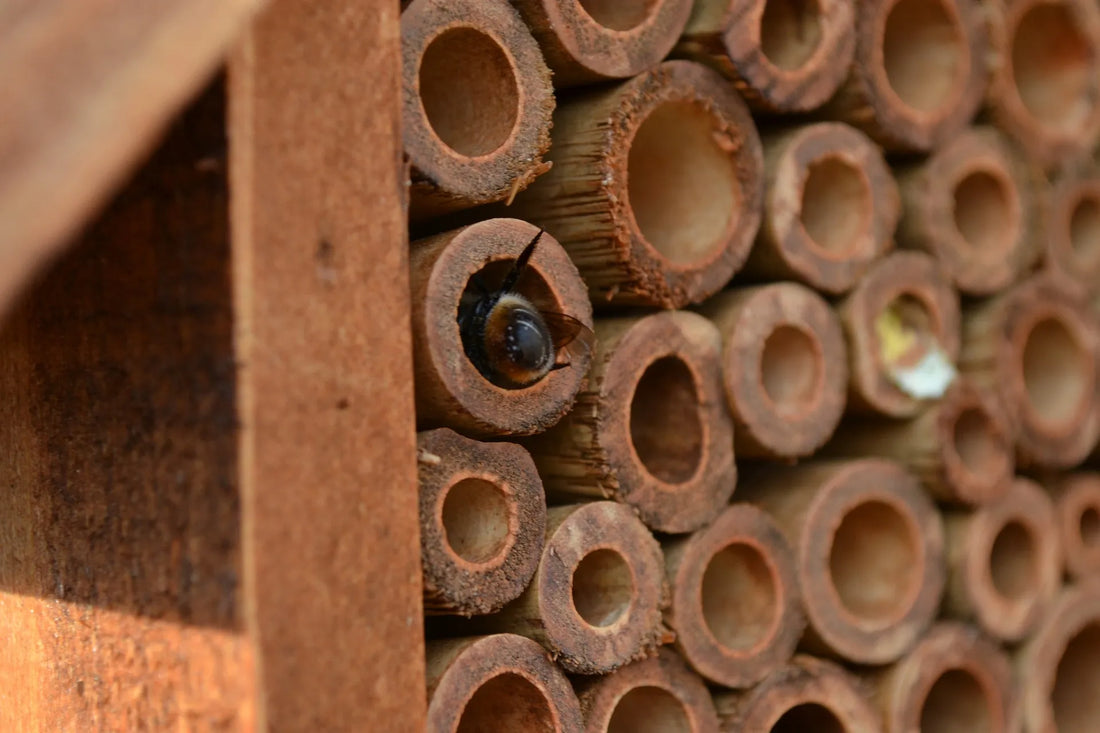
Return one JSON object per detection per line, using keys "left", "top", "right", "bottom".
{"left": 745, "top": 122, "right": 899, "bottom": 294}
{"left": 0, "top": 0, "right": 263, "bottom": 317}
{"left": 839, "top": 252, "right": 961, "bottom": 418}
{"left": 417, "top": 429, "right": 545, "bottom": 616}
{"left": 228, "top": 0, "right": 425, "bottom": 728}
{"left": 663, "top": 504, "right": 804, "bottom": 689}
{"left": 1017, "top": 581, "right": 1100, "bottom": 733}
{"left": 942, "top": 478, "right": 1061, "bottom": 642}
{"left": 826, "top": 0, "right": 991, "bottom": 151}
{"left": 896, "top": 126, "right": 1039, "bottom": 295}
{"left": 824, "top": 379, "right": 1014, "bottom": 506}
{"left": 511, "top": 0, "right": 692, "bottom": 86}
{"left": 738, "top": 460, "right": 945, "bottom": 665}
{"left": 702, "top": 284, "right": 848, "bottom": 459}
{"left": 401, "top": 0, "right": 554, "bottom": 218}
{"left": 712, "top": 655, "right": 880, "bottom": 731}
{"left": 486, "top": 502, "right": 669, "bottom": 675}
{"left": 426, "top": 634, "right": 583, "bottom": 732}
{"left": 409, "top": 219, "right": 593, "bottom": 437}
{"left": 1052, "top": 473, "right": 1100, "bottom": 579}
{"left": 987, "top": 0, "right": 1100, "bottom": 169}
{"left": 960, "top": 273, "right": 1100, "bottom": 468}
{"left": 0, "top": 80, "right": 255, "bottom": 731}
{"left": 528, "top": 311, "right": 735, "bottom": 534}
{"left": 509, "top": 60, "right": 764, "bottom": 308}
{"left": 575, "top": 648, "right": 720, "bottom": 733}
{"left": 1044, "top": 163, "right": 1100, "bottom": 295}
{"left": 679, "top": 0, "right": 856, "bottom": 113}
{"left": 870, "top": 623, "right": 1017, "bottom": 733}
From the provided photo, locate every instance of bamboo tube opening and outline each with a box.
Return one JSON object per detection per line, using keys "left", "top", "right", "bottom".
{"left": 629, "top": 356, "right": 704, "bottom": 484}
{"left": 1081, "top": 507, "right": 1100, "bottom": 548}
{"left": 606, "top": 687, "right": 692, "bottom": 733}
{"left": 577, "top": 0, "right": 658, "bottom": 31}
{"left": 771, "top": 703, "right": 844, "bottom": 733}
{"left": 760, "top": 0, "right": 824, "bottom": 71}
{"left": 919, "top": 668, "right": 994, "bottom": 733}
{"left": 989, "top": 520, "right": 1038, "bottom": 601}
{"left": 828, "top": 500, "right": 920, "bottom": 624}
{"left": 627, "top": 102, "right": 740, "bottom": 265}
{"left": 419, "top": 28, "right": 520, "bottom": 158}
{"left": 882, "top": 0, "right": 964, "bottom": 114}
{"left": 455, "top": 673, "right": 554, "bottom": 732}
{"left": 952, "top": 171, "right": 1015, "bottom": 255}
{"left": 1021, "top": 317, "right": 1090, "bottom": 428}
{"left": 441, "top": 478, "right": 512, "bottom": 564}
{"left": 1051, "top": 623, "right": 1100, "bottom": 732}
{"left": 572, "top": 548, "right": 635, "bottom": 628}
{"left": 1011, "top": 5, "right": 1095, "bottom": 133}
{"left": 800, "top": 156, "right": 871, "bottom": 258}
{"left": 951, "top": 407, "right": 1003, "bottom": 482}
{"left": 701, "top": 543, "right": 779, "bottom": 652}
{"left": 1070, "top": 195, "right": 1100, "bottom": 265}
{"left": 761, "top": 325, "right": 823, "bottom": 417}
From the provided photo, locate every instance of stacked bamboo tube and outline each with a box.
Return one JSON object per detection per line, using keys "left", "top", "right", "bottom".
{"left": 402, "top": 0, "right": 1100, "bottom": 730}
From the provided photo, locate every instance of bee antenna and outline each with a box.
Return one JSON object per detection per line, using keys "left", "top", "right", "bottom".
{"left": 549, "top": 361, "right": 571, "bottom": 372}
{"left": 500, "top": 229, "right": 544, "bottom": 294}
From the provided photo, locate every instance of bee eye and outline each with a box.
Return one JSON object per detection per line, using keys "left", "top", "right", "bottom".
{"left": 503, "top": 308, "right": 552, "bottom": 371}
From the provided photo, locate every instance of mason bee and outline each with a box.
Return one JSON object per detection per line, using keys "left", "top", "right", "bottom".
{"left": 458, "top": 229, "right": 593, "bottom": 389}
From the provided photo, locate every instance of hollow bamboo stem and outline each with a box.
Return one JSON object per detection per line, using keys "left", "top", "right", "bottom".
{"left": 507, "top": 60, "right": 764, "bottom": 308}
{"left": 736, "top": 459, "right": 945, "bottom": 664}
{"left": 1051, "top": 473, "right": 1100, "bottom": 579}
{"left": 417, "top": 428, "right": 546, "bottom": 616}
{"left": 662, "top": 503, "right": 804, "bottom": 689}
{"left": 743, "top": 122, "right": 899, "bottom": 294}
{"left": 409, "top": 218, "right": 593, "bottom": 437}
{"left": 1044, "top": 163, "right": 1100, "bottom": 295}
{"left": 401, "top": 0, "right": 554, "bottom": 218}
{"left": 700, "top": 284, "right": 847, "bottom": 459}
{"left": 677, "top": 0, "right": 855, "bottom": 113}
{"left": 511, "top": 0, "right": 692, "bottom": 87}
{"left": 526, "top": 310, "right": 735, "bottom": 534}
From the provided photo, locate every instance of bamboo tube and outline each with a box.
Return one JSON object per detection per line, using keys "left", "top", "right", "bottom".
{"left": 838, "top": 252, "right": 961, "bottom": 418}
{"left": 959, "top": 272, "right": 1100, "bottom": 468}
{"left": 486, "top": 502, "right": 668, "bottom": 675}
{"left": 663, "top": 504, "right": 804, "bottom": 689}
{"left": 1044, "top": 164, "right": 1100, "bottom": 295}
{"left": 507, "top": 60, "right": 764, "bottom": 308}
{"left": 822, "top": 379, "right": 1014, "bottom": 506}
{"left": 712, "top": 655, "right": 880, "bottom": 732}
{"left": 895, "top": 126, "right": 1038, "bottom": 295}
{"left": 942, "top": 477, "right": 1061, "bottom": 642}
{"left": 527, "top": 311, "right": 735, "bottom": 534}
{"left": 510, "top": 0, "right": 692, "bottom": 87}
{"left": 575, "top": 648, "right": 720, "bottom": 733}
{"left": 417, "top": 429, "right": 545, "bottom": 616}
{"left": 677, "top": 0, "right": 855, "bottom": 113}
{"left": 986, "top": 0, "right": 1100, "bottom": 170}
{"left": 409, "top": 218, "right": 593, "bottom": 437}
{"left": 1017, "top": 580, "right": 1100, "bottom": 733}
{"left": 742, "top": 122, "right": 899, "bottom": 295}
{"left": 824, "top": 0, "right": 990, "bottom": 151}
{"left": 700, "top": 284, "right": 847, "bottom": 459}
{"left": 869, "top": 623, "right": 1016, "bottom": 733}
{"left": 401, "top": 0, "right": 554, "bottom": 218}
{"left": 1051, "top": 473, "right": 1100, "bottom": 579}
{"left": 737, "top": 460, "right": 944, "bottom": 665}
{"left": 426, "top": 634, "right": 583, "bottom": 732}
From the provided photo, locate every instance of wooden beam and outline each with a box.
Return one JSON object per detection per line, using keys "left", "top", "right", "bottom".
{"left": 229, "top": 1, "right": 426, "bottom": 730}
{"left": 0, "top": 0, "right": 264, "bottom": 316}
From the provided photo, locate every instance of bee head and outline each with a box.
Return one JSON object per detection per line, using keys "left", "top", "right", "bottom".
{"left": 481, "top": 294, "right": 555, "bottom": 388}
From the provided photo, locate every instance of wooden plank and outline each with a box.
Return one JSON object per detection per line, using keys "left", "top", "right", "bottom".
{"left": 0, "top": 79, "right": 256, "bottom": 731}
{"left": 228, "top": 1, "right": 426, "bottom": 730}
{"left": 0, "top": 0, "right": 264, "bottom": 317}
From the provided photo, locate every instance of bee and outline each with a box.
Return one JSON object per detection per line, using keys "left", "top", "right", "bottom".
{"left": 458, "top": 229, "right": 593, "bottom": 389}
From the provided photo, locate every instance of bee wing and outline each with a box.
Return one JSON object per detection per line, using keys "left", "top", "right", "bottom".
{"left": 542, "top": 311, "right": 595, "bottom": 356}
